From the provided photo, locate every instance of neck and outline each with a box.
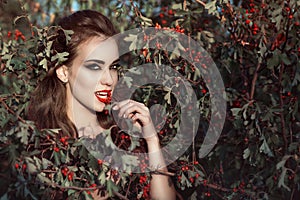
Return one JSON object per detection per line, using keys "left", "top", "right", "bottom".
{"left": 66, "top": 86, "right": 104, "bottom": 138}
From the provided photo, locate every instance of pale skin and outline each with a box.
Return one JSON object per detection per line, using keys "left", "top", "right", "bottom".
{"left": 56, "top": 37, "right": 176, "bottom": 199}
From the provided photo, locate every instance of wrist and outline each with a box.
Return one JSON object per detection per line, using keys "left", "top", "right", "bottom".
{"left": 145, "top": 136, "right": 160, "bottom": 152}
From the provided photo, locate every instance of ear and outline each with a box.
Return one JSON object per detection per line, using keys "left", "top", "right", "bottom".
{"left": 56, "top": 65, "right": 69, "bottom": 83}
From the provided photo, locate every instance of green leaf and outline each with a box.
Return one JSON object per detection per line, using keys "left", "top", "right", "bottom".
{"left": 259, "top": 137, "right": 274, "bottom": 157}
{"left": 51, "top": 52, "right": 69, "bottom": 66}
{"left": 98, "top": 170, "right": 106, "bottom": 185}
{"left": 276, "top": 155, "right": 292, "bottom": 170}
{"left": 107, "top": 179, "right": 119, "bottom": 197}
{"left": 243, "top": 148, "right": 250, "bottom": 159}
{"left": 42, "top": 158, "right": 53, "bottom": 170}
{"left": 278, "top": 168, "right": 291, "bottom": 191}
{"left": 38, "top": 58, "right": 48, "bottom": 70}
{"left": 280, "top": 53, "right": 291, "bottom": 65}
{"left": 37, "top": 173, "right": 52, "bottom": 184}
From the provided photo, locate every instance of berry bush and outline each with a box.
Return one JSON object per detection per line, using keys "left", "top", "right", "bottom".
{"left": 0, "top": 0, "right": 299, "bottom": 199}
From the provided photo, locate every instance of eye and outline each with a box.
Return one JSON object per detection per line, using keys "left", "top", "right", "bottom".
{"left": 86, "top": 63, "right": 101, "bottom": 70}
{"left": 109, "top": 63, "right": 120, "bottom": 71}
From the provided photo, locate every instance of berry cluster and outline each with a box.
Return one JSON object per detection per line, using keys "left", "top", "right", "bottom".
{"left": 7, "top": 29, "right": 26, "bottom": 41}
{"left": 61, "top": 167, "right": 74, "bottom": 181}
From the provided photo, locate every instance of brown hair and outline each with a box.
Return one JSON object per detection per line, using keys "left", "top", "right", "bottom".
{"left": 27, "top": 10, "right": 117, "bottom": 137}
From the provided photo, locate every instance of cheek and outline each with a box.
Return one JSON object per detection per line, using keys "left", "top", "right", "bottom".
{"left": 70, "top": 70, "right": 98, "bottom": 94}
{"left": 112, "top": 72, "right": 119, "bottom": 86}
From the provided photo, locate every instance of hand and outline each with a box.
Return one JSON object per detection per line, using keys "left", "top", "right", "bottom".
{"left": 90, "top": 190, "right": 108, "bottom": 200}
{"left": 112, "top": 99, "right": 159, "bottom": 142}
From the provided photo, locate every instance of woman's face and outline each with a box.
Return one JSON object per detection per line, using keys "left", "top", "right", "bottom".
{"left": 67, "top": 36, "right": 119, "bottom": 113}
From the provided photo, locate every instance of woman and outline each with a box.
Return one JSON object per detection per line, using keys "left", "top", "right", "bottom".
{"left": 28, "top": 10, "right": 176, "bottom": 199}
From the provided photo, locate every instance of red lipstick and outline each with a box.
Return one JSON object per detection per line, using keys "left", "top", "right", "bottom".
{"left": 95, "top": 90, "right": 112, "bottom": 104}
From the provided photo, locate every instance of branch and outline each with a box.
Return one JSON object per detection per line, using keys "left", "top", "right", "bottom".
{"left": 195, "top": 0, "right": 206, "bottom": 7}
{"left": 0, "top": 98, "right": 34, "bottom": 131}
{"left": 52, "top": 183, "right": 129, "bottom": 200}
{"left": 250, "top": 62, "right": 261, "bottom": 100}
{"left": 151, "top": 169, "right": 175, "bottom": 176}
{"left": 206, "top": 183, "right": 231, "bottom": 192}
{"left": 279, "top": 62, "right": 288, "bottom": 153}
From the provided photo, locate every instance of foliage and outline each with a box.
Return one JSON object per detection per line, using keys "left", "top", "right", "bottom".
{"left": 1, "top": 0, "right": 300, "bottom": 199}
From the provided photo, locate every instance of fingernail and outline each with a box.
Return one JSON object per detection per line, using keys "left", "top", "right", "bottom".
{"left": 112, "top": 105, "right": 118, "bottom": 110}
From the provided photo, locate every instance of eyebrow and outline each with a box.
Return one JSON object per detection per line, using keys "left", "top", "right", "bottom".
{"left": 84, "top": 59, "right": 120, "bottom": 65}
{"left": 84, "top": 59, "right": 105, "bottom": 64}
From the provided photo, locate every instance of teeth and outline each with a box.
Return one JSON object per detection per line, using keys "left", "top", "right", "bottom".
{"left": 96, "top": 91, "right": 110, "bottom": 97}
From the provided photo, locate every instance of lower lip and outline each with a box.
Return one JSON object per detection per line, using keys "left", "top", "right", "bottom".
{"left": 95, "top": 95, "right": 112, "bottom": 104}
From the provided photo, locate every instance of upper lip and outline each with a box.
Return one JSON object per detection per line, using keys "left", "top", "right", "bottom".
{"left": 94, "top": 90, "right": 112, "bottom": 96}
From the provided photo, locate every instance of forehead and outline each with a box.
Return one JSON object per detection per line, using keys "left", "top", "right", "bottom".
{"left": 76, "top": 36, "right": 119, "bottom": 64}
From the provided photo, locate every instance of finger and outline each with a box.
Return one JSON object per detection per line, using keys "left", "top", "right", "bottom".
{"left": 119, "top": 103, "right": 149, "bottom": 119}
{"left": 117, "top": 101, "right": 148, "bottom": 118}
{"left": 113, "top": 99, "right": 147, "bottom": 111}
{"left": 131, "top": 112, "right": 152, "bottom": 126}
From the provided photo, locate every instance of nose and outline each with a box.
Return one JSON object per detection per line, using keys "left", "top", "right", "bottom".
{"left": 100, "top": 69, "right": 114, "bottom": 86}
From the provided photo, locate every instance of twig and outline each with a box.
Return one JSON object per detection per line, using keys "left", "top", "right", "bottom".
{"left": 51, "top": 183, "right": 105, "bottom": 191}
{"left": 0, "top": 98, "right": 34, "bottom": 131}
{"left": 151, "top": 169, "right": 175, "bottom": 176}
{"left": 206, "top": 183, "right": 231, "bottom": 192}
{"left": 52, "top": 182, "right": 129, "bottom": 200}
{"left": 279, "top": 62, "right": 288, "bottom": 153}
{"left": 195, "top": 0, "right": 206, "bottom": 7}
{"left": 250, "top": 62, "right": 261, "bottom": 100}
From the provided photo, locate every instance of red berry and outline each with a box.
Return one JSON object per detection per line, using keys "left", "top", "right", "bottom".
{"left": 60, "top": 137, "right": 66, "bottom": 143}
{"left": 289, "top": 15, "right": 293, "bottom": 19}
{"left": 62, "top": 167, "right": 69, "bottom": 176}
{"left": 233, "top": 100, "right": 241, "bottom": 108}
{"left": 15, "top": 163, "right": 19, "bottom": 169}
{"left": 54, "top": 147, "right": 59, "bottom": 152}
{"left": 90, "top": 183, "right": 97, "bottom": 188}
{"left": 202, "top": 89, "right": 207, "bottom": 94}
{"left": 67, "top": 172, "right": 74, "bottom": 181}
{"left": 168, "top": 9, "right": 174, "bottom": 15}
{"left": 7, "top": 31, "right": 12, "bottom": 38}
{"left": 98, "top": 159, "right": 103, "bottom": 165}
{"left": 22, "top": 164, "right": 27, "bottom": 170}
{"left": 245, "top": 19, "right": 251, "bottom": 24}
{"left": 159, "top": 13, "right": 164, "bottom": 18}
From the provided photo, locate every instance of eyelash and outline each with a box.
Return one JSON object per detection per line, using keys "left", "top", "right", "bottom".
{"left": 85, "top": 63, "right": 120, "bottom": 71}
{"left": 110, "top": 63, "right": 120, "bottom": 70}
{"left": 86, "top": 63, "right": 101, "bottom": 70}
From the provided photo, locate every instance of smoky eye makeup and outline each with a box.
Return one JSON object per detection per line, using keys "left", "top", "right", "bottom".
{"left": 85, "top": 63, "right": 101, "bottom": 70}
{"left": 84, "top": 59, "right": 105, "bottom": 70}
{"left": 109, "top": 63, "right": 121, "bottom": 70}
{"left": 109, "top": 59, "right": 121, "bottom": 70}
